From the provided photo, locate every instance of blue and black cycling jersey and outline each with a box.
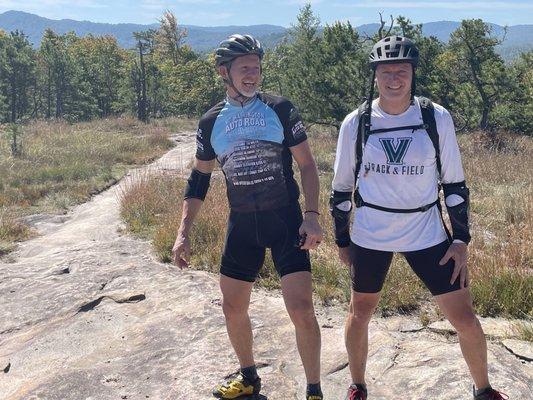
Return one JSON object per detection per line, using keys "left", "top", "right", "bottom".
{"left": 196, "top": 92, "right": 308, "bottom": 212}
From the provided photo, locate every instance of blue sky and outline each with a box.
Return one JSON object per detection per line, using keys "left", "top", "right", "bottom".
{"left": 1, "top": 0, "right": 532, "bottom": 26}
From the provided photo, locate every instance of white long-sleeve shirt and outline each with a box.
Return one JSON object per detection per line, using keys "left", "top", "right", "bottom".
{"left": 332, "top": 97, "right": 465, "bottom": 252}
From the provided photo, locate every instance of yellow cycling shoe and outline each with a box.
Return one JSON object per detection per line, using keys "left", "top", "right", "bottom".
{"left": 212, "top": 372, "right": 261, "bottom": 399}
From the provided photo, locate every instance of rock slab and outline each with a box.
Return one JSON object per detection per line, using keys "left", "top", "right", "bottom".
{"left": 1, "top": 132, "right": 531, "bottom": 400}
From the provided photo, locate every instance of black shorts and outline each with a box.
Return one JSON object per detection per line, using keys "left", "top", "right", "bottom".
{"left": 349, "top": 240, "right": 462, "bottom": 296}
{"left": 220, "top": 202, "right": 311, "bottom": 282}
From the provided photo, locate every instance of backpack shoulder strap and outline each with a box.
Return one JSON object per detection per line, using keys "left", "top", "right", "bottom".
{"left": 354, "top": 101, "right": 368, "bottom": 188}
{"left": 419, "top": 97, "right": 452, "bottom": 240}
{"left": 418, "top": 97, "right": 442, "bottom": 179}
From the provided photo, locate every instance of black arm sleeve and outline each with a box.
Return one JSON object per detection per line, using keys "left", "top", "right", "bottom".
{"left": 443, "top": 181, "right": 471, "bottom": 244}
{"left": 184, "top": 169, "right": 211, "bottom": 201}
{"left": 329, "top": 190, "right": 353, "bottom": 248}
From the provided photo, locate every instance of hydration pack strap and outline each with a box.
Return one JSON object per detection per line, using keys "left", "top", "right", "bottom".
{"left": 368, "top": 123, "right": 427, "bottom": 135}
{"left": 355, "top": 190, "right": 439, "bottom": 214}
{"left": 436, "top": 198, "right": 453, "bottom": 242}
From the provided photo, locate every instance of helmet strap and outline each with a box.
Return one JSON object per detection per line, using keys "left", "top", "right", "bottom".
{"left": 364, "top": 69, "right": 377, "bottom": 138}
{"left": 410, "top": 65, "right": 416, "bottom": 105}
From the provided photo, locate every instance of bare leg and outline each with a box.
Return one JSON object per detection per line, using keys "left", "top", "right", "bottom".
{"left": 281, "top": 271, "right": 321, "bottom": 384}
{"left": 435, "top": 288, "right": 490, "bottom": 390}
{"left": 345, "top": 290, "right": 381, "bottom": 384}
{"left": 220, "top": 274, "right": 255, "bottom": 368}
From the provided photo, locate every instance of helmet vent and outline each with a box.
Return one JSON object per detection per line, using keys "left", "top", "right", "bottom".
{"left": 369, "top": 35, "right": 419, "bottom": 68}
{"left": 214, "top": 34, "right": 264, "bottom": 67}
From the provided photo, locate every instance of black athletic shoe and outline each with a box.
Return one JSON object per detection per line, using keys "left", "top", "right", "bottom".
{"left": 473, "top": 386, "right": 509, "bottom": 400}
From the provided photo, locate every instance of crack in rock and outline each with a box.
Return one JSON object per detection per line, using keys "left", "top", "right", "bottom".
{"left": 502, "top": 342, "right": 533, "bottom": 362}
{"left": 381, "top": 344, "right": 402, "bottom": 376}
{"left": 383, "top": 351, "right": 400, "bottom": 373}
{"left": 77, "top": 293, "right": 146, "bottom": 313}
{"left": 0, "top": 327, "right": 22, "bottom": 335}
{"left": 3, "top": 361, "right": 10, "bottom": 373}
{"left": 52, "top": 267, "right": 70, "bottom": 275}
{"left": 78, "top": 297, "right": 104, "bottom": 313}
{"left": 326, "top": 362, "right": 349, "bottom": 375}
{"left": 99, "top": 275, "right": 122, "bottom": 291}
{"left": 114, "top": 294, "right": 146, "bottom": 303}
{"left": 399, "top": 327, "right": 425, "bottom": 333}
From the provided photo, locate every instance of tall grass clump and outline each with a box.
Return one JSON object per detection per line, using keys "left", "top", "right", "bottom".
{"left": 119, "top": 170, "right": 229, "bottom": 269}
{"left": 0, "top": 207, "right": 33, "bottom": 254}
{"left": 459, "top": 132, "right": 532, "bottom": 318}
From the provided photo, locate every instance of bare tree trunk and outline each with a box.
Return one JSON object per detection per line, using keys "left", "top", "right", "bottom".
{"left": 138, "top": 44, "right": 148, "bottom": 123}
{"left": 46, "top": 67, "right": 51, "bottom": 119}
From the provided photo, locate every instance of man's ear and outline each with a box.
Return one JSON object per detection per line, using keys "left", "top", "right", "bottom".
{"left": 218, "top": 65, "right": 229, "bottom": 80}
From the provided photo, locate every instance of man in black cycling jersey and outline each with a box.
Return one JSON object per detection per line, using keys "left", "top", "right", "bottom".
{"left": 330, "top": 36, "right": 507, "bottom": 400}
{"left": 172, "top": 34, "right": 324, "bottom": 400}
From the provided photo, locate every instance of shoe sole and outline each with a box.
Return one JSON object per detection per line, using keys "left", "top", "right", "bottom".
{"left": 212, "top": 392, "right": 261, "bottom": 400}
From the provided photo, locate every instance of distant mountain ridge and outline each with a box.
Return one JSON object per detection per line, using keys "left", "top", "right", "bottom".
{"left": 0, "top": 10, "right": 531, "bottom": 59}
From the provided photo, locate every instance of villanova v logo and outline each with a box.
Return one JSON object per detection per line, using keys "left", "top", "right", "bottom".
{"left": 379, "top": 137, "right": 412, "bottom": 165}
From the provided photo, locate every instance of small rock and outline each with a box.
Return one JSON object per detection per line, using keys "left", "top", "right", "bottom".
{"left": 2, "top": 360, "right": 10, "bottom": 373}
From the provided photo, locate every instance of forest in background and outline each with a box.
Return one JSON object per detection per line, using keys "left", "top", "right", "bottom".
{"left": 0, "top": 4, "right": 531, "bottom": 137}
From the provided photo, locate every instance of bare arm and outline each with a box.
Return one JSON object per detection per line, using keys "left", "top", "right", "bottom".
{"left": 290, "top": 140, "right": 323, "bottom": 250}
{"left": 172, "top": 158, "right": 216, "bottom": 268}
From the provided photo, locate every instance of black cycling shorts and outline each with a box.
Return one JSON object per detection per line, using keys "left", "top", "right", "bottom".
{"left": 220, "top": 202, "right": 311, "bottom": 282}
{"left": 349, "top": 240, "right": 463, "bottom": 296}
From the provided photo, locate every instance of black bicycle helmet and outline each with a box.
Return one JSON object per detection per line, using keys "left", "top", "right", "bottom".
{"left": 215, "top": 34, "right": 264, "bottom": 67}
{"left": 369, "top": 36, "right": 419, "bottom": 69}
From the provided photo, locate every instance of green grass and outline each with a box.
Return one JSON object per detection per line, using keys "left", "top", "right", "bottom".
{"left": 119, "top": 127, "right": 532, "bottom": 322}
{"left": 0, "top": 117, "right": 178, "bottom": 250}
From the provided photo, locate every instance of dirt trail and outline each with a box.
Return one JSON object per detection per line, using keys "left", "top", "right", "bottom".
{"left": 0, "top": 131, "right": 531, "bottom": 400}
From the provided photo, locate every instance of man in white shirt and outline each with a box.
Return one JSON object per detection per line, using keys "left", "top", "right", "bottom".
{"left": 330, "top": 36, "right": 506, "bottom": 400}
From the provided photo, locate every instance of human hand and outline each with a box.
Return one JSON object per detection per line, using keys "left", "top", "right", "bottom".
{"left": 439, "top": 241, "right": 469, "bottom": 288}
{"left": 298, "top": 213, "right": 323, "bottom": 250}
{"left": 172, "top": 233, "right": 191, "bottom": 269}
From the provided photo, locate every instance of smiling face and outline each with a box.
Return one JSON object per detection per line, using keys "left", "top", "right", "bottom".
{"left": 375, "top": 62, "right": 413, "bottom": 113}
{"left": 219, "top": 54, "right": 262, "bottom": 98}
